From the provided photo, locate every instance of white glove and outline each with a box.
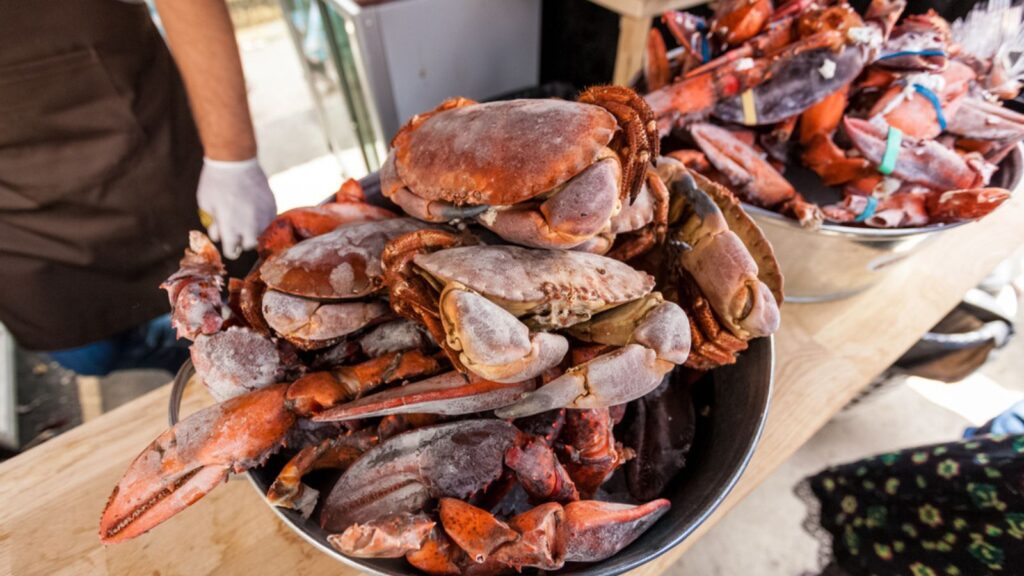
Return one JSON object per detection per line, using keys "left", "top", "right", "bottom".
{"left": 196, "top": 157, "right": 277, "bottom": 259}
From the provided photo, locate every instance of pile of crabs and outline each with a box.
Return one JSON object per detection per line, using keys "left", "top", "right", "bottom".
{"left": 99, "top": 87, "right": 783, "bottom": 574}
{"left": 640, "top": 0, "right": 1022, "bottom": 228}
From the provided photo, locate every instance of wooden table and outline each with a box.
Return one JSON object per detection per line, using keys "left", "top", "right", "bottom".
{"left": 2, "top": 194, "right": 1023, "bottom": 575}
{"left": 587, "top": 0, "right": 704, "bottom": 85}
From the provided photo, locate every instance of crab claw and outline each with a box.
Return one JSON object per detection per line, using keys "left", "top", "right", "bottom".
{"left": 99, "top": 384, "right": 295, "bottom": 543}
{"left": 328, "top": 514, "right": 436, "bottom": 558}
{"left": 927, "top": 188, "right": 1011, "bottom": 223}
{"left": 711, "top": 0, "right": 772, "bottom": 46}
{"left": 689, "top": 123, "right": 797, "bottom": 207}
{"left": 842, "top": 117, "right": 986, "bottom": 191}
{"left": 313, "top": 371, "right": 534, "bottom": 422}
{"left": 440, "top": 286, "right": 570, "bottom": 384}
{"left": 321, "top": 420, "right": 518, "bottom": 532}
{"left": 504, "top": 436, "right": 580, "bottom": 504}
{"left": 948, "top": 97, "right": 1024, "bottom": 144}
{"left": 438, "top": 498, "right": 670, "bottom": 570}
{"left": 664, "top": 166, "right": 781, "bottom": 339}
{"left": 495, "top": 345, "right": 671, "bottom": 419}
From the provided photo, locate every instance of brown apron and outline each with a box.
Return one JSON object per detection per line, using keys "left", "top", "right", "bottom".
{"left": 0, "top": 0, "right": 203, "bottom": 350}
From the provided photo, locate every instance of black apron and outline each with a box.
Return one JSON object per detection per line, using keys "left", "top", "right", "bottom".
{"left": 0, "top": 0, "right": 203, "bottom": 350}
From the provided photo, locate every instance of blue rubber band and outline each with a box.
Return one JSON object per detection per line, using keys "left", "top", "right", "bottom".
{"left": 876, "top": 49, "right": 947, "bottom": 61}
{"left": 878, "top": 126, "right": 902, "bottom": 175}
{"left": 912, "top": 84, "right": 948, "bottom": 131}
{"left": 700, "top": 35, "right": 711, "bottom": 63}
{"left": 855, "top": 195, "right": 879, "bottom": 222}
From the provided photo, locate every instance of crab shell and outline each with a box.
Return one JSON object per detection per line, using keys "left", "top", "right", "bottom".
{"left": 413, "top": 245, "right": 656, "bottom": 331}
{"left": 383, "top": 99, "right": 619, "bottom": 208}
{"left": 259, "top": 218, "right": 431, "bottom": 300}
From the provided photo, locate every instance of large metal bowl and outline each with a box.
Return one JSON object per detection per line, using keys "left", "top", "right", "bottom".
{"left": 169, "top": 334, "right": 773, "bottom": 576}
{"left": 746, "top": 144, "right": 1024, "bottom": 302}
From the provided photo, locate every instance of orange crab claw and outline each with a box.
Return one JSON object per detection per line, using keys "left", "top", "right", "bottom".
{"left": 926, "top": 188, "right": 1011, "bottom": 223}
{"left": 645, "top": 28, "right": 671, "bottom": 92}
{"left": 438, "top": 498, "right": 671, "bottom": 570}
{"left": 689, "top": 122, "right": 796, "bottom": 207}
{"left": 99, "top": 384, "right": 295, "bottom": 543}
{"left": 312, "top": 371, "right": 534, "bottom": 422}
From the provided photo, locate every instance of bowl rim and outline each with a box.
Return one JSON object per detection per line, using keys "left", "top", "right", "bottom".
{"left": 167, "top": 335, "right": 775, "bottom": 576}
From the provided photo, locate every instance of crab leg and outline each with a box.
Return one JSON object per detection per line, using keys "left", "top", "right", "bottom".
{"left": 99, "top": 384, "right": 296, "bottom": 543}
{"left": 312, "top": 371, "right": 534, "bottom": 421}
{"left": 285, "top": 349, "right": 444, "bottom": 416}
{"left": 266, "top": 430, "right": 378, "bottom": 515}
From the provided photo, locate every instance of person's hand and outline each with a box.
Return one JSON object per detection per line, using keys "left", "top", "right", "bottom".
{"left": 196, "top": 157, "right": 277, "bottom": 259}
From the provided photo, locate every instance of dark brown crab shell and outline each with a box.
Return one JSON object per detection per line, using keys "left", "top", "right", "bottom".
{"left": 413, "top": 244, "right": 656, "bottom": 329}
{"left": 385, "top": 99, "right": 619, "bottom": 206}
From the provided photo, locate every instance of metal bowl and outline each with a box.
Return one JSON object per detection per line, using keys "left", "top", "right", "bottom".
{"left": 169, "top": 335, "right": 773, "bottom": 576}
{"left": 745, "top": 144, "right": 1024, "bottom": 302}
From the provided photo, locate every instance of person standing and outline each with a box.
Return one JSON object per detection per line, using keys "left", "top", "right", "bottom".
{"left": 0, "top": 0, "right": 276, "bottom": 375}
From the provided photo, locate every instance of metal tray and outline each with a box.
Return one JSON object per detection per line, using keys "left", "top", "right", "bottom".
{"left": 169, "top": 334, "right": 773, "bottom": 576}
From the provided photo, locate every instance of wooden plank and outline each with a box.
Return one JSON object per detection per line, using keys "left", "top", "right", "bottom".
{"left": 612, "top": 15, "right": 652, "bottom": 87}
{"left": 588, "top": 0, "right": 706, "bottom": 19}
{"left": 0, "top": 194, "right": 1021, "bottom": 575}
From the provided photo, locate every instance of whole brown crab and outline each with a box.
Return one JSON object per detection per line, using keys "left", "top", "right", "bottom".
{"left": 380, "top": 86, "right": 666, "bottom": 256}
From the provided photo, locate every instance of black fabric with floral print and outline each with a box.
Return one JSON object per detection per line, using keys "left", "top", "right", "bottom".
{"left": 805, "top": 434, "right": 1024, "bottom": 576}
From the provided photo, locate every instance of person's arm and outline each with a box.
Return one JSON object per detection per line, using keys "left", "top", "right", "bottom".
{"left": 155, "top": 0, "right": 255, "bottom": 161}
{"left": 154, "top": 0, "right": 276, "bottom": 259}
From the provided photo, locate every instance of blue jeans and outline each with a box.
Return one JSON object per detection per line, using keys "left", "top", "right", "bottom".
{"left": 48, "top": 314, "right": 190, "bottom": 376}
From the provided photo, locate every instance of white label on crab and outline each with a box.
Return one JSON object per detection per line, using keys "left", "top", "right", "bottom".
{"left": 818, "top": 58, "right": 837, "bottom": 80}
{"left": 735, "top": 57, "right": 754, "bottom": 71}
{"left": 847, "top": 26, "right": 880, "bottom": 47}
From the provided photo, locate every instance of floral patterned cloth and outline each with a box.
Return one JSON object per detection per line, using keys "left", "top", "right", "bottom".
{"left": 803, "top": 434, "right": 1024, "bottom": 575}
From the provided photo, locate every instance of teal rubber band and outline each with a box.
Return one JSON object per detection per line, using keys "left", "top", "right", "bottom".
{"left": 912, "top": 84, "right": 947, "bottom": 131}
{"left": 878, "top": 126, "right": 902, "bottom": 175}
{"left": 855, "top": 195, "right": 879, "bottom": 223}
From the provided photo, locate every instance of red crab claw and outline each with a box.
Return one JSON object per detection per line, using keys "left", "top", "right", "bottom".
{"left": 320, "top": 420, "right": 518, "bottom": 532}
{"left": 557, "top": 407, "right": 633, "bottom": 499}
{"left": 329, "top": 514, "right": 436, "bottom": 558}
{"left": 161, "top": 231, "right": 226, "bottom": 340}
{"left": 504, "top": 435, "right": 580, "bottom": 504}
{"left": 439, "top": 498, "right": 671, "bottom": 570}
{"left": 689, "top": 123, "right": 797, "bottom": 207}
{"left": 99, "top": 383, "right": 295, "bottom": 543}
{"left": 843, "top": 117, "right": 987, "bottom": 191}
{"left": 267, "top": 429, "right": 378, "bottom": 515}
{"left": 313, "top": 371, "right": 533, "bottom": 422}
{"left": 926, "top": 188, "right": 1011, "bottom": 223}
